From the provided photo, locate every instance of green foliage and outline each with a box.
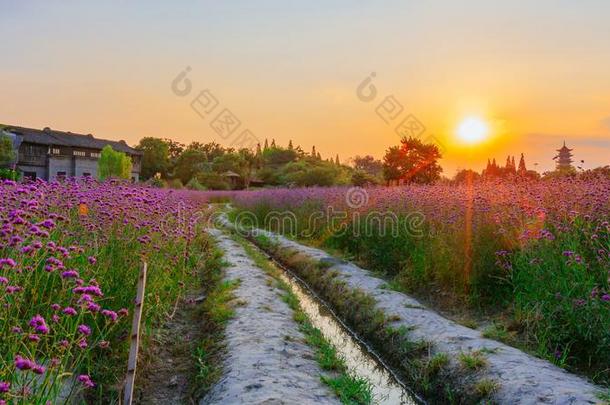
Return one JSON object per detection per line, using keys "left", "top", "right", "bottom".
{"left": 174, "top": 148, "right": 208, "bottom": 184}
{"left": 474, "top": 378, "right": 499, "bottom": 397}
{"left": 322, "top": 374, "right": 372, "bottom": 405}
{"left": 0, "top": 133, "right": 16, "bottom": 166}
{"left": 197, "top": 172, "right": 231, "bottom": 190}
{"left": 458, "top": 351, "right": 487, "bottom": 370}
{"left": 137, "top": 137, "right": 170, "bottom": 180}
{"left": 351, "top": 169, "right": 382, "bottom": 186}
{"left": 186, "top": 177, "right": 206, "bottom": 190}
{"left": 0, "top": 167, "right": 20, "bottom": 180}
{"left": 167, "top": 178, "right": 184, "bottom": 189}
{"left": 505, "top": 223, "right": 610, "bottom": 381}
{"left": 98, "top": 145, "right": 132, "bottom": 180}
{"left": 262, "top": 146, "right": 298, "bottom": 166}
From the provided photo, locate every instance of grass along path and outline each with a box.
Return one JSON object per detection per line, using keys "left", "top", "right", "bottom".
{"left": 218, "top": 215, "right": 606, "bottom": 404}
{"left": 201, "top": 229, "right": 340, "bottom": 404}
{"left": 136, "top": 240, "right": 225, "bottom": 404}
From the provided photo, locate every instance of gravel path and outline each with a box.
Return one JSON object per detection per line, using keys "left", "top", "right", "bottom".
{"left": 200, "top": 229, "right": 340, "bottom": 405}
{"left": 220, "top": 218, "right": 605, "bottom": 405}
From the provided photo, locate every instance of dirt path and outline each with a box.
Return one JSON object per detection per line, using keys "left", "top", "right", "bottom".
{"left": 219, "top": 216, "right": 605, "bottom": 404}
{"left": 201, "top": 229, "right": 340, "bottom": 404}
{"left": 136, "top": 290, "right": 203, "bottom": 404}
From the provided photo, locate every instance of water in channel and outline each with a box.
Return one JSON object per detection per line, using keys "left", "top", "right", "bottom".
{"left": 266, "top": 255, "right": 419, "bottom": 404}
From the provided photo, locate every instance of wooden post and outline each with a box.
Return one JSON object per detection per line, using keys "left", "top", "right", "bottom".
{"left": 123, "top": 262, "right": 148, "bottom": 405}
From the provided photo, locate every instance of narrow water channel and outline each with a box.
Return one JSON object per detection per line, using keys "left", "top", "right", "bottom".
{"left": 258, "top": 249, "right": 420, "bottom": 404}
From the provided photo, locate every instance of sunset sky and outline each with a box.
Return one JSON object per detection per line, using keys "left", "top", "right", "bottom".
{"left": 2, "top": 1, "right": 610, "bottom": 174}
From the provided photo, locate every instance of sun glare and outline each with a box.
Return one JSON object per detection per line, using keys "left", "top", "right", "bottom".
{"left": 456, "top": 117, "right": 489, "bottom": 144}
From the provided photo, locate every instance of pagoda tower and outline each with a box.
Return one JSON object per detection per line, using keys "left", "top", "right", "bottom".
{"left": 554, "top": 141, "right": 574, "bottom": 170}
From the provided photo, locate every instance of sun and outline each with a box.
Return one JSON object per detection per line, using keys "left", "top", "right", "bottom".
{"left": 456, "top": 117, "right": 489, "bottom": 144}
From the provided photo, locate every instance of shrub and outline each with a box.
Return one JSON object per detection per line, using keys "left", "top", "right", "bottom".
{"left": 186, "top": 178, "right": 206, "bottom": 191}
{"left": 0, "top": 167, "right": 19, "bottom": 180}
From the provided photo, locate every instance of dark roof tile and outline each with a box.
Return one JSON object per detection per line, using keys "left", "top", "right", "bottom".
{"left": 5, "top": 125, "right": 142, "bottom": 155}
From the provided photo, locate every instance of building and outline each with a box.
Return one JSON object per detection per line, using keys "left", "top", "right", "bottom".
{"left": 554, "top": 141, "right": 574, "bottom": 171}
{"left": 1, "top": 125, "right": 142, "bottom": 181}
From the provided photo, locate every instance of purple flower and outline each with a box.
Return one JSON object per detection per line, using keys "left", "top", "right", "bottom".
{"left": 62, "top": 307, "right": 77, "bottom": 316}
{"left": 61, "top": 270, "right": 79, "bottom": 279}
{"left": 29, "top": 315, "right": 49, "bottom": 334}
{"left": 15, "top": 355, "right": 34, "bottom": 370}
{"left": 77, "top": 324, "right": 91, "bottom": 336}
{"left": 88, "top": 256, "right": 97, "bottom": 265}
{"left": 101, "top": 309, "right": 118, "bottom": 322}
{"left": 0, "top": 277, "right": 7, "bottom": 285}
{"left": 32, "top": 364, "right": 46, "bottom": 375}
{"left": 39, "top": 219, "right": 55, "bottom": 229}
{"left": 28, "top": 334, "right": 40, "bottom": 342}
{"left": 601, "top": 294, "right": 610, "bottom": 302}
{"left": 0, "top": 381, "right": 9, "bottom": 393}
{"left": 0, "top": 258, "right": 16, "bottom": 268}
{"left": 77, "top": 374, "right": 96, "bottom": 388}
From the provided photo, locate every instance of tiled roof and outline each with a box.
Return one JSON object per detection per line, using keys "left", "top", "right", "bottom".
{"left": 4, "top": 125, "right": 142, "bottom": 155}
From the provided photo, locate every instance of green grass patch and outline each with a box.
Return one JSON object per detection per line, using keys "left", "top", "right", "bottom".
{"left": 458, "top": 351, "right": 487, "bottom": 371}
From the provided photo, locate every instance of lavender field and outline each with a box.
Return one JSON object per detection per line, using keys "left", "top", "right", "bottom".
{"left": 230, "top": 177, "right": 610, "bottom": 383}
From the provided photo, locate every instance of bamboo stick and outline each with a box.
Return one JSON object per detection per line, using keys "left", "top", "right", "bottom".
{"left": 123, "top": 262, "right": 148, "bottom": 405}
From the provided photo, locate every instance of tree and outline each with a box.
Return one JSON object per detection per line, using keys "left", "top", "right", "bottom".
{"left": 453, "top": 169, "right": 481, "bottom": 184}
{"left": 352, "top": 170, "right": 382, "bottom": 186}
{"left": 517, "top": 153, "right": 527, "bottom": 176}
{"left": 288, "top": 140, "right": 294, "bottom": 150}
{"left": 98, "top": 145, "right": 132, "bottom": 180}
{"left": 163, "top": 139, "right": 185, "bottom": 161}
{"left": 0, "top": 133, "right": 16, "bottom": 167}
{"left": 262, "top": 146, "right": 298, "bottom": 166}
{"left": 136, "top": 137, "right": 170, "bottom": 180}
{"left": 353, "top": 155, "right": 384, "bottom": 178}
{"left": 187, "top": 141, "right": 225, "bottom": 161}
{"left": 238, "top": 148, "right": 259, "bottom": 189}
{"left": 173, "top": 148, "right": 207, "bottom": 183}
{"left": 335, "top": 154, "right": 340, "bottom": 165}
{"left": 382, "top": 137, "right": 442, "bottom": 184}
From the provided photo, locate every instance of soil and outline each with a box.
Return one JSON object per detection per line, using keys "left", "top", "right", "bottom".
{"left": 135, "top": 291, "right": 204, "bottom": 405}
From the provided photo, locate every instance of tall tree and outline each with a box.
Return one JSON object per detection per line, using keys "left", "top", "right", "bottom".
{"left": 163, "top": 139, "right": 185, "bottom": 161}
{"left": 288, "top": 140, "right": 294, "bottom": 150}
{"left": 173, "top": 148, "right": 207, "bottom": 184}
{"left": 518, "top": 153, "right": 527, "bottom": 175}
{"left": 136, "top": 137, "right": 170, "bottom": 180}
{"left": 383, "top": 137, "right": 443, "bottom": 184}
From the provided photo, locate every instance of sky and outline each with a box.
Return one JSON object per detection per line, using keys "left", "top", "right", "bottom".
{"left": 1, "top": 0, "right": 610, "bottom": 175}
